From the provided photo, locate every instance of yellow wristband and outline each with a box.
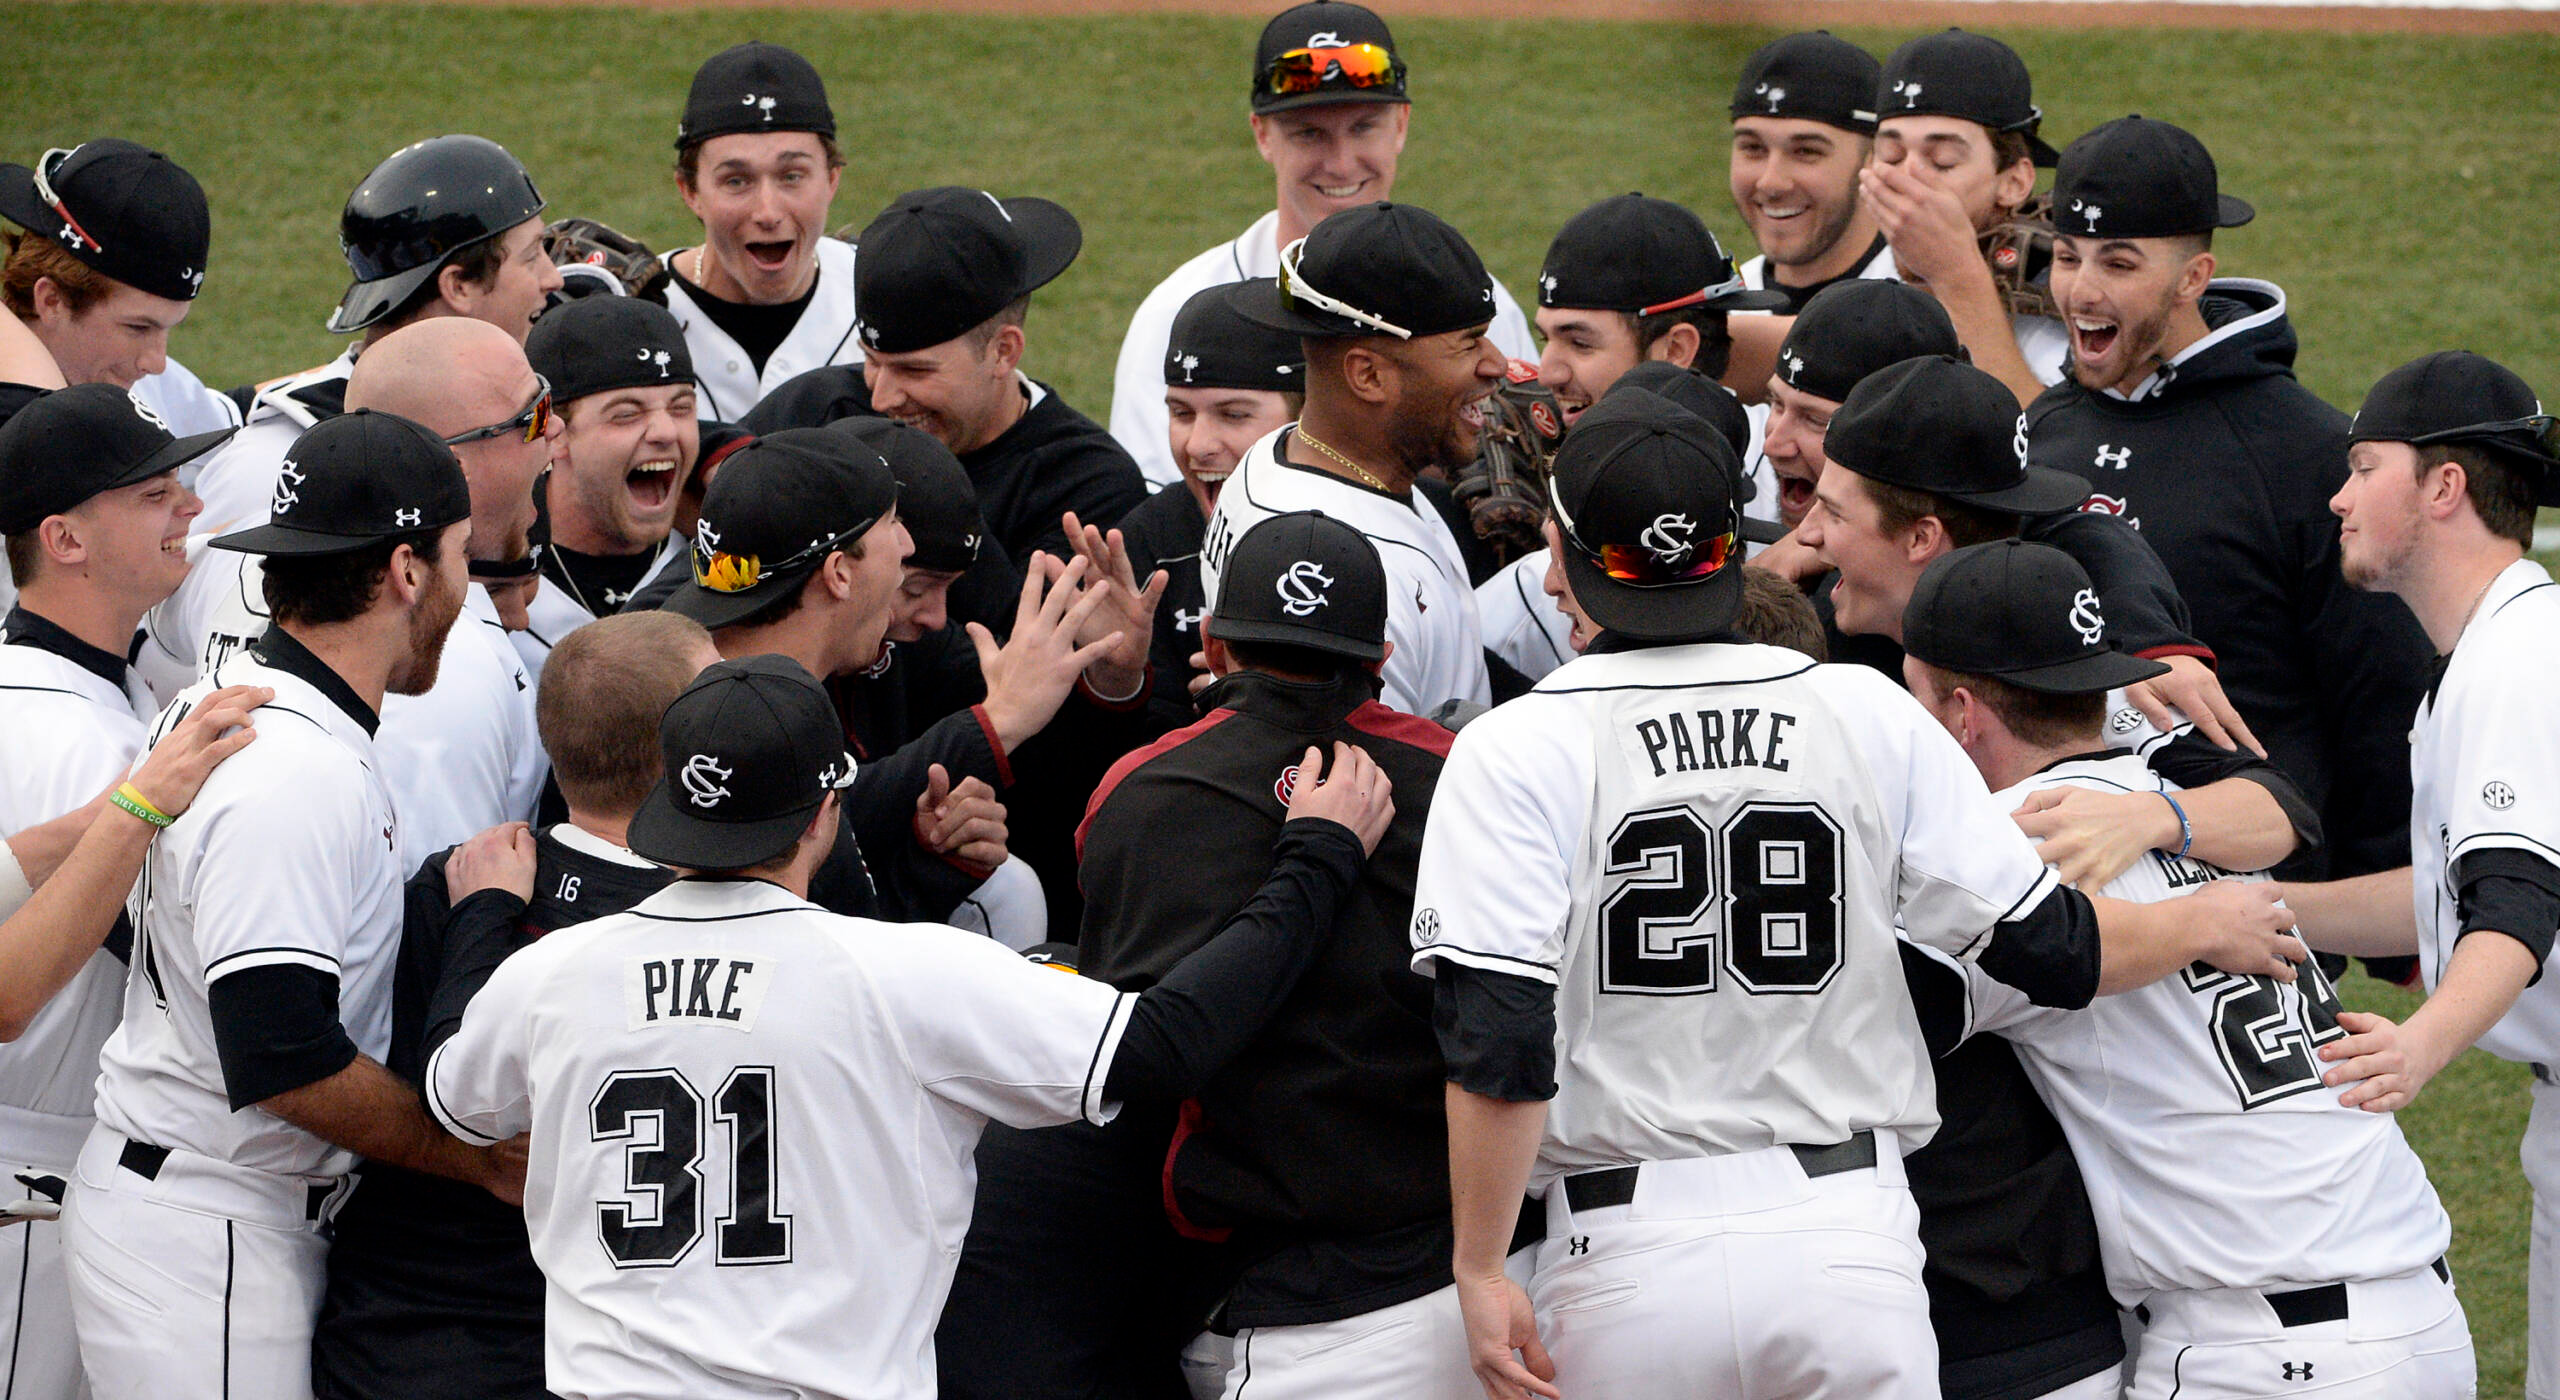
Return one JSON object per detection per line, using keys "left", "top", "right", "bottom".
{"left": 110, "top": 783, "right": 175, "bottom": 829}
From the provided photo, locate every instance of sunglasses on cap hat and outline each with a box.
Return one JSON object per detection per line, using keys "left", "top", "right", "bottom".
{"left": 442, "top": 374, "right": 554, "bottom": 446}
{"left": 1638, "top": 272, "right": 1750, "bottom": 319}
{"left": 32, "top": 148, "right": 108, "bottom": 255}
{"left": 1262, "top": 42, "right": 1404, "bottom": 98}
{"left": 1277, "top": 235, "right": 1411, "bottom": 339}
{"left": 1548, "top": 481, "right": 1738, "bottom": 588}
{"left": 2415, "top": 413, "right": 2560, "bottom": 459}
{"left": 693, "top": 518, "right": 874, "bottom": 595}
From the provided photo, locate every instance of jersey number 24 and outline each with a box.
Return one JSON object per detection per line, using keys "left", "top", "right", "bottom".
{"left": 1599, "top": 801, "right": 1845, "bottom": 997}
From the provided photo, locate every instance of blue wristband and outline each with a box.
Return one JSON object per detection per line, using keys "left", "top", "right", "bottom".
{"left": 2160, "top": 790, "right": 2194, "bottom": 860}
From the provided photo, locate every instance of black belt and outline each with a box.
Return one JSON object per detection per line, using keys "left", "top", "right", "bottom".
{"left": 116, "top": 1137, "right": 334, "bottom": 1222}
{"left": 2534, "top": 1062, "right": 2557, "bottom": 1087}
{"left": 2264, "top": 1258, "right": 2452, "bottom": 1328}
{"left": 1563, "top": 1130, "right": 1878, "bottom": 1213}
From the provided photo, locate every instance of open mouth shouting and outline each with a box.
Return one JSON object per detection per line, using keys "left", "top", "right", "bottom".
{"left": 2071, "top": 316, "right": 2121, "bottom": 364}
{"left": 626, "top": 457, "right": 681, "bottom": 516}
{"left": 1775, "top": 469, "right": 1818, "bottom": 522}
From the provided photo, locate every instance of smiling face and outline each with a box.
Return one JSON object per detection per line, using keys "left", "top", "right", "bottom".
{"left": 1872, "top": 115, "right": 2036, "bottom": 240}
{"left": 679, "top": 132, "right": 842, "bottom": 305}
{"left": 440, "top": 218, "right": 563, "bottom": 346}
{"left": 863, "top": 326, "right": 1022, "bottom": 455}
{"left": 1251, "top": 103, "right": 1409, "bottom": 241}
{"left": 840, "top": 507, "right": 915, "bottom": 667}
{"left": 1729, "top": 116, "right": 1872, "bottom": 277}
{"left": 888, "top": 566, "right": 961, "bottom": 644}
{"left": 29, "top": 279, "right": 193, "bottom": 390}
{"left": 1534, "top": 307, "right": 1644, "bottom": 426}
{"left": 1759, "top": 375, "right": 1841, "bottom": 528}
{"left": 1541, "top": 518, "right": 1600, "bottom": 653}
{"left": 1166, "top": 385, "right": 1294, "bottom": 519}
{"left": 1377, "top": 323, "right": 1506, "bottom": 473}
{"left": 1797, "top": 462, "right": 1928, "bottom": 639}
{"left": 43, "top": 468, "right": 203, "bottom": 610}
{"left": 554, "top": 383, "right": 700, "bottom": 555}
{"left": 2050, "top": 232, "right": 2211, "bottom": 396}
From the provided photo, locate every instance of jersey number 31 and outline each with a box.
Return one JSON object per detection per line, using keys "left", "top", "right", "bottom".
{"left": 1599, "top": 801, "right": 1845, "bottom": 997}
{"left": 590, "top": 1066, "right": 793, "bottom": 1269}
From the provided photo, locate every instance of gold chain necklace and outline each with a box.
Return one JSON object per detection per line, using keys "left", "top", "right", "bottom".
{"left": 1293, "top": 425, "right": 1393, "bottom": 493}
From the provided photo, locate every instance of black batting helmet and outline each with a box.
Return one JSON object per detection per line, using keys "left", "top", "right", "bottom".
{"left": 328, "top": 135, "right": 545, "bottom": 335}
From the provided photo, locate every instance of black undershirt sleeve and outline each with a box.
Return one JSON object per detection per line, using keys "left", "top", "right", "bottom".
{"left": 208, "top": 964, "right": 360, "bottom": 1109}
{"left": 1433, "top": 963, "right": 1559, "bottom": 1102}
{"left": 2144, "top": 731, "right": 2324, "bottom": 856}
{"left": 1972, "top": 885, "right": 2104, "bottom": 1011}
{"left": 1102, "top": 819, "right": 1366, "bottom": 1104}
{"left": 2454, "top": 847, "right": 2560, "bottom": 978}
{"left": 420, "top": 889, "right": 535, "bottom": 1063}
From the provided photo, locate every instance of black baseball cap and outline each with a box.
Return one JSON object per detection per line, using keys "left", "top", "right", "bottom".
{"left": 1538, "top": 194, "right": 1789, "bottom": 315}
{"left": 1207, "top": 510, "right": 1388, "bottom": 662}
{"left": 1549, "top": 391, "right": 1748, "bottom": 643}
{"left": 2051, "top": 117, "right": 2253, "bottom": 241}
{"left": 1609, "top": 362, "right": 1751, "bottom": 463}
{"left": 1730, "top": 32, "right": 1882, "bottom": 135}
{"left": 0, "top": 140, "right": 211, "bottom": 304}
{"left": 1905, "top": 539, "right": 2168, "bottom": 695}
{"left": 1251, "top": 2, "right": 1407, "bottom": 114}
{"left": 628, "top": 654, "right": 856, "bottom": 870}
{"left": 0, "top": 384, "right": 236, "bottom": 534}
{"left": 1166, "top": 281, "right": 1306, "bottom": 393}
{"left": 676, "top": 43, "right": 836, "bottom": 150}
{"left": 2352, "top": 351, "right": 2558, "bottom": 501}
{"left": 1825, "top": 355, "right": 2086, "bottom": 516}
{"left": 668, "top": 427, "right": 898, "bottom": 629}
{"left": 527, "top": 295, "right": 696, "bottom": 405}
{"left": 1776, "top": 279, "right": 1960, "bottom": 404}
{"left": 210, "top": 410, "right": 470, "bottom": 557}
{"left": 822, "top": 417, "right": 983, "bottom": 573}
{"left": 1876, "top": 30, "right": 2060, "bottom": 166}
{"left": 853, "top": 187, "right": 1081, "bottom": 355}
{"left": 1241, "top": 202, "right": 1496, "bottom": 342}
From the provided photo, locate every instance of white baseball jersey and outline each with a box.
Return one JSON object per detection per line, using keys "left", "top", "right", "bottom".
{"left": 1108, "top": 211, "right": 1538, "bottom": 490}
{"left": 663, "top": 237, "right": 862, "bottom": 423}
{"left": 2413, "top": 558, "right": 2560, "bottom": 1063}
{"left": 1735, "top": 243, "right": 1901, "bottom": 305}
{"left": 93, "top": 640, "right": 402, "bottom": 1179}
{"left": 1200, "top": 426, "right": 1489, "bottom": 713}
{"left": 376, "top": 582, "right": 544, "bottom": 869}
{"left": 1956, "top": 751, "right": 2453, "bottom": 1303}
{"left": 1477, "top": 550, "right": 1574, "bottom": 682}
{"left": 1409, "top": 643, "right": 2062, "bottom": 1186}
{"left": 426, "top": 879, "right": 1135, "bottom": 1400}
{"left": 2015, "top": 312, "right": 2071, "bottom": 388}
{"left": 0, "top": 629, "right": 155, "bottom": 1169}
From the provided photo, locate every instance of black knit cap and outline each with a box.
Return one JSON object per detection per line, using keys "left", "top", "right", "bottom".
{"left": 2051, "top": 116, "right": 2253, "bottom": 240}
{"left": 1825, "top": 355, "right": 2086, "bottom": 516}
{"left": 526, "top": 296, "right": 695, "bottom": 405}
{"left": 1236, "top": 202, "right": 1495, "bottom": 341}
{"left": 677, "top": 43, "right": 836, "bottom": 150}
{"left": 2352, "top": 351, "right": 2558, "bottom": 502}
{"left": 628, "top": 655, "right": 856, "bottom": 870}
{"left": 853, "top": 187, "right": 1082, "bottom": 355}
{"left": 1776, "top": 279, "right": 1960, "bottom": 404}
{"left": 1905, "top": 539, "right": 2168, "bottom": 696}
{"left": 0, "top": 140, "right": 211, "bottom": 303}
{"left": 1876, "top": 30, "right": 2060, "bottom": 166}
{"left": 1730, "top": 32, "right": 1882, "bottom": 135}
{"left": 1537, "top": 194, "right": 1788, "bottom": 314}
{"left": 1165, "top": 281, "right": 1306, "bottom": 393}
{"left": 1251, "top": 2, "right": 1407, "bottom": 114}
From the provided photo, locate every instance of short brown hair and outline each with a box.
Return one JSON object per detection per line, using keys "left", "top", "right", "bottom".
{"left": 674, "top": 133, "right": 848, "bottom": 191}
{"left": 539, "top": 611, "right": 714, "bottom": 815}
{"left": 1865, "top": 479, "right": 2020, "bottom": 551}
{"left": 1933, "top": 666, "right": 2105, "bottom": 749}
{"left": 2421, "top": 442, "right": 2539, "bottom": 551}
{"left": 1735, "top": 569, "right": 1826, "bottom": 661}
{"left": 962, "top": 295, "right": 1031, "bottom": 355}
{"left": 262, "top": 529, "right": 445, "bottom": 628}
{"left": 375, "top": 233, "right": 512, "bottom": 333}
{"left": 1628, "top": 305, "right": 1733, "bottom": 381}
{"left": 3, "top": 530, "right": 42, "bottom": 589}
{"left": 2, "top": 231, "right": 111, "bottom": 319}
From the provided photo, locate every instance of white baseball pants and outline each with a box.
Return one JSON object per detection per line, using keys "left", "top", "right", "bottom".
{"left": 2124, "top": 1262, "right": 2473, "bottom": 1399}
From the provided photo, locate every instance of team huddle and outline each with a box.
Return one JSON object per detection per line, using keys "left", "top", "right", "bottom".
{"left": 0, "top": 4, "right": 2554, "bottom": 1399}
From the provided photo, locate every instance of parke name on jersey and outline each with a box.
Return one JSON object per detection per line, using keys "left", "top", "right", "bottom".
{"left": 625, "top": 955, "right": 774, "bottom": 1033}
{"left": 1631, "top": 706, "right": 1799, "bottom": 779}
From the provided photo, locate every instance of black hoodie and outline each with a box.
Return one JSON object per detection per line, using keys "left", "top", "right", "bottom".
{"left": 2024, "top": 279, "right": 2430, "bottom": 880}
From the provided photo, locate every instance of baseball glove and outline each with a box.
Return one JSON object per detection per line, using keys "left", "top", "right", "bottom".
{"left": 1980, "top": 195, "right": 2060, "bottom": 322}
{"left": 1451, "top": 360, "right": 1565, "bottom": 563}
{"left": 543, "top": 217, "right": 669, "bottom": 302}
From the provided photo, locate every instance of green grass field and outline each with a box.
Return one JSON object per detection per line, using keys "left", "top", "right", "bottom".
{"left": 5, "top": 6, "right": 2555, "bottom": 1391}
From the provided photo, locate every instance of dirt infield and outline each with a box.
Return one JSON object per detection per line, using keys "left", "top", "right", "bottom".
{"left": 175, "top": 0, "right": 2560, "bottom": 35}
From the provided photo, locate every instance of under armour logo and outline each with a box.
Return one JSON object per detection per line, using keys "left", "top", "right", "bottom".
{"left": 2094, "top": 443, "right": 2132, "bottom": 471}
{"left": 2012, "top": 414, "right": 2031, "bottom": 469}
{"left": 1640, "top": 512, "right": 1697, "bottom": 564}
{"left": 1892, "top": 78, "right": 1923, "bottom": 107}
{"left": 273, "top": 460, "right": 306, "bottom": 515}
{"left": 1175, "top": 352, "right": 1199, "bottom": 384}
{"left": 1306, "top": 29, "right": 1344, "bottom": 45}
{"left": 395, "top": 508, "right": 422, "bottom": 526}
{"left": 680, "top": 754, "right": 733, "bottom": 809}
{"left": 2070, "top": 197, "right": 2102, "bottom": 230}
{"left": 57, "top": 222, "right": 89, "bottom": 252}
{"left": 127, "top": 392, "right": 169, "bottom": 432}
{"left": 740, "top": 93, "right": 777, "bottom": 121}
{"left": 1568, "top": 1236, "right": 1590, "bottom": 1256}
{"left": 1173, "top": 606, "right": 1204, "bottom": 633}
{"left": 2068, "top": 587, "right": 2105, "bottom": 646}
{"left": 638, "top": 348, "right": 673, "bottom": 378}
{"left": 2280, "top": 1362, "right": 2314, "bottom": 1381}
{"left": 1275, "top": 560, "right": 1334, "bottom": 617}
{"left": 1754, "top": 81, "right": 1786, "bottom": 112}
{"left": 2484, "top": 781, "right": 2518, "bottom": 811}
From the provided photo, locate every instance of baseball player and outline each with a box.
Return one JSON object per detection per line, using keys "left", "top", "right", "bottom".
{"left": 313, "top": 610, "right": 718, "bottom": 1400}
{"left": 423, "top": 653, "right": 1392, "bottom": 1400}
{"left": 1412, "top": 390, "right": 2307, "bottom": 1400}
{"left": 663, "top": 43, "right": 862, "bottom": 421}
{"left": 1861, "top": 29, "right": 2071, "bottom": 405}
{"left": 1107, "top": 0, "right": 1535, "bottom": 489}
{"left": 0, "top": 385, "right": 234, "bottom": 1399}
{"left": 515, "top": 296, "right": 699, "bottom": 678}
{"left": 143, "top": 133, "right": 554, "bottom": 698}
{"left": 2282, "top": 352, "right": 2560, "bottom": 1396}
{"left": 1903, "top": 539, "right": 2474, "bottom": 1398}
{"left": 1201, "top": 201, "right": 1501, "bottom": 715}
{"left": 1728, "top": 33, "right": 1898, "bottom": 312}
{"left": 65, "top": 410, "right": 524, "bottom": 1400}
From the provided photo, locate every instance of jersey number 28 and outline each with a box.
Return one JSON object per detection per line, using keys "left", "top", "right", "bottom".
{"left": 590, "top": 1066, "right": 793, "bottom": 1268}
{"left": 1599, "top": 801, "right": 1844, "bottom": 996}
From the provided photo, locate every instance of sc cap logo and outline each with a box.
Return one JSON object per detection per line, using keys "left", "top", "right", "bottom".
{"left": 2068, "top": 587, "right": 2105, "bottom": 646}
{"left": 1640, "top": 513, "right": 1697, "bottom": 565}
{"left": 1276, "top": 560, "right": 1334, "bottom": 617}
{"left": 681, "top": 754, "right": 734, "bottom": 809}
{"left": 126, "top": 392, "right": 169, "bottom": 432}
{"left": 2012, "top": 413, "right": 2032, "bottom": 470}
{"left": 272, "top": 460, "right": 306, "bottom": 515}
